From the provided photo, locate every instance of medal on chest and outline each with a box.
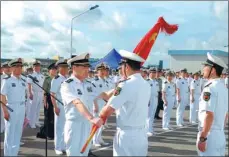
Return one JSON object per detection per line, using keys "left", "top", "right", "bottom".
{"left": 87, "top": 87, "right": 92, "bottom": 92}
{"left": 12, "top": 83, "right": 16, "bottom": 87}
{"left": 77, "top": 89, "right": 82, "bottom": 95}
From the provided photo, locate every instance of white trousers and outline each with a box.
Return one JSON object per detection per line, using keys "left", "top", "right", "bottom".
{"left": 176, "top": 95, "right": 188, "bottom": 125}
{"left": 64, "top": 120, "right": 91, "bottom": 156}
{"left": 162, "top": 96, "right": 175, "bottom": 128}
{"left": 4, "top": 103, "right": 25, "bottom": 156}
{"left": 113, "top": 127, "right": 148, "bottom": 156}
{"left": 196, "top": 130, "right": 226, "bottom": 156}
{"left": 189, "top": 94, "right": 200, "bottom": 122}
{"left": 146, "top": 96, "right": 158, "bottom": 133}
{"left": 54, "top": 102, "right": 66, "bottom": 151}
{"left": 54, "top": 103, "right": 66, "bottom": 151}
{"left": 25, "top": 99, "right": 32, "bottom": 120}
{"left": 29, "top": 91, "right": 43, "bottom": 127}
{"left": 1, "top": 107, "right": 5, "bottom": 133}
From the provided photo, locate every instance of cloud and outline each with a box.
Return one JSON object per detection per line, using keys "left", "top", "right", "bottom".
{"left": 88, "top": 41, "right": 113, "bottom": 58}
{"left": 17, "top": 44, "right": 34, "bottom": 53}
{"left": 24, "top": 36, "right": 49, "bottom": 47}
{"left": 212, "top": 1, "right": 228, "bottom": 21}
{"left": 1, "top": 1, "right": 228, "bottom": 61}
{"left": 181, "top": 30, "right": 228, "bottom": 52}
{"left": 20, "top": 8, "right": 45, "bottom": 27}
{"left": 112, "top": 11, "right": 127, "bottom": 28}
{"left": 46, "top": 1, "right": 68, "bottom": 21}
{"left": 1, "top": 26, "right": 13, "bottom": 37}
{"left": 1, "top": 1, "right": 24, "bottom": 26}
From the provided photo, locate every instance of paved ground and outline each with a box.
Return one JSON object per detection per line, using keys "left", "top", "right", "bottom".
{"left": 1, "top": 108, "right": 228, "bottom": 156}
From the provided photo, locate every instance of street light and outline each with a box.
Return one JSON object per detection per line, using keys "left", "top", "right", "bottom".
{"left": 70, "top": 5, "right": 99, "bottom": 57}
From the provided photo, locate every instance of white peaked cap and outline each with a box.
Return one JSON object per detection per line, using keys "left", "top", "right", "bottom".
{"left": 118, "top": 50, "right": 145, "bottom": 62}
{"left": 203, "top": 52, "right": 228, "bottom": 68}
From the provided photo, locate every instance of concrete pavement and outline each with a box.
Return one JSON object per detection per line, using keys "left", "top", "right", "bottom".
{"left": 1, "top": 108, "right": 228, "bottom": 156}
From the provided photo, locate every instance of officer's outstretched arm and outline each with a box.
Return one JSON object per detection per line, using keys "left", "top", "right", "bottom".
{"left": 99, "top": 105, "right": 115, "bottom": 122}
{"left": 72, "top": 99, "right": 103, "bottom": 127}
{"left": 73, "top": 99, "right": 94, "bottom": 120}
{"left": 94, "top": 89, "right": 114, "bottom": 102}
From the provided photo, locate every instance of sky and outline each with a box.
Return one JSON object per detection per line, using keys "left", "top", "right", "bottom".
{"left": 1, "top": 1, "right": 228, "bottom": 66}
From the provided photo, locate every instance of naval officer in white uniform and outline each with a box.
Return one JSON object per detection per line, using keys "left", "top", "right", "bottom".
{"left": 50, "top": 59, "right": 68, "bottom": 155}
{"left": 197, "top": 52, "right": 228, "bottom": 156}
{"left": 162, "top": 71, "right": 176, "bottom": 130}
{"left": 146, "top": 67, "right": 159, "bottom": 136}
{"left": 98, "top": 50, "right": 151, "bottom": 156}
{"left": 176, "top": 68, "right": 189, "bottom": 126}
{"left": 1, "top": 58, "right": 27, "bottom": 156}
{"left": 189, "top": 71, "right": 202, "bottom": 124}
{"left": 27, "top": 60, "right": 45, "bottom": 128}
{"left": 1, "top": 62, "right": 11, "bottom": 133}
{"left": 60, "top": 53, "right": 103, "bottom": 156}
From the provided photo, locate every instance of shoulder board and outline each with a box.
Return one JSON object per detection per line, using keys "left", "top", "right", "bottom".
{"left": 85, "top": 80, "right": 91, "bottom": 83}
{"left": 21, "top": 78, "right": 26, "bottom": 82}
{"left": 118, "top": 78, "right": 131, "bottom": 84}
{"left": 55, "top": 75, "right": 60, "bottom": 79}
{"left": 3, "top": 76, "right": 10, "bottom": 79}
{"left": 164, "top": 81, "right": 167, "bottom": 84}
{"left": 65, "top": 78, "right": 73, "bottom": 83}
{"left": 204, "top": 82, "right": 212, "bottom": 88}
{"left": 105, "top": 80, "right": 108, "bottom": 83}
{"left": 92, "top": 83, "right": 96, "bottom": 88}
{"left": 95, "top": 77, "right": 99, "bottom": 81}
{"left": 194, "top": 80, "right": 195, "bottom": 83}
{"left": 147, "top": 79, "right": 150, "bottom": 81}
{"left": 179, "top": 78, "right": 181, "bottom": 79}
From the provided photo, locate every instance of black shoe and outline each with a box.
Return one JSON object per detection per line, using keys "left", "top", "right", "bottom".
{"left": 47, "top": 137, "right": 54, "bottom": 140}
{"left": 62, "top": 150, "right": 66, "bottom": 154}
{"left": 88, "top": 151, "right": 98, "bottom": 157}
{"left": 155, "top": 116, "right": 162, "bottom": 120}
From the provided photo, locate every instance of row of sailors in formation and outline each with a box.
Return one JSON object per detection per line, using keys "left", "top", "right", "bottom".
{"left": 0, "top": 56, "right": 228, "bottom": 156}
{"left": 0, "top": 59, "right": 120, "bottom": 156}
{"left": 138, "top": 67, "right": 228, "bottom": 136}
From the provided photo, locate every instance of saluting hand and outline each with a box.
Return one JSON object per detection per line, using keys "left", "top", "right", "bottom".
{"left": 198, "top": 141, "right": 206, "bottom": 152}
{"left": 4, "top": 110, "right": 10, "bottom": 121}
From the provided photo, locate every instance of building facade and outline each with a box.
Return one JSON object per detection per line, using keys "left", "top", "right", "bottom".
{"left": 168, "top": 50, "right": 228, "bottom": 73}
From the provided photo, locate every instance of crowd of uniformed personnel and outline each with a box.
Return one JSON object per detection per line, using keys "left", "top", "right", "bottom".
{"left": 0, "top": 51, "right": 228, "bottom": 156}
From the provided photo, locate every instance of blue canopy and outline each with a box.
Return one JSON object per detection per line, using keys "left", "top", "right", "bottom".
{"left": 91, "top": 48, "right": 122, "bottom": 70}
